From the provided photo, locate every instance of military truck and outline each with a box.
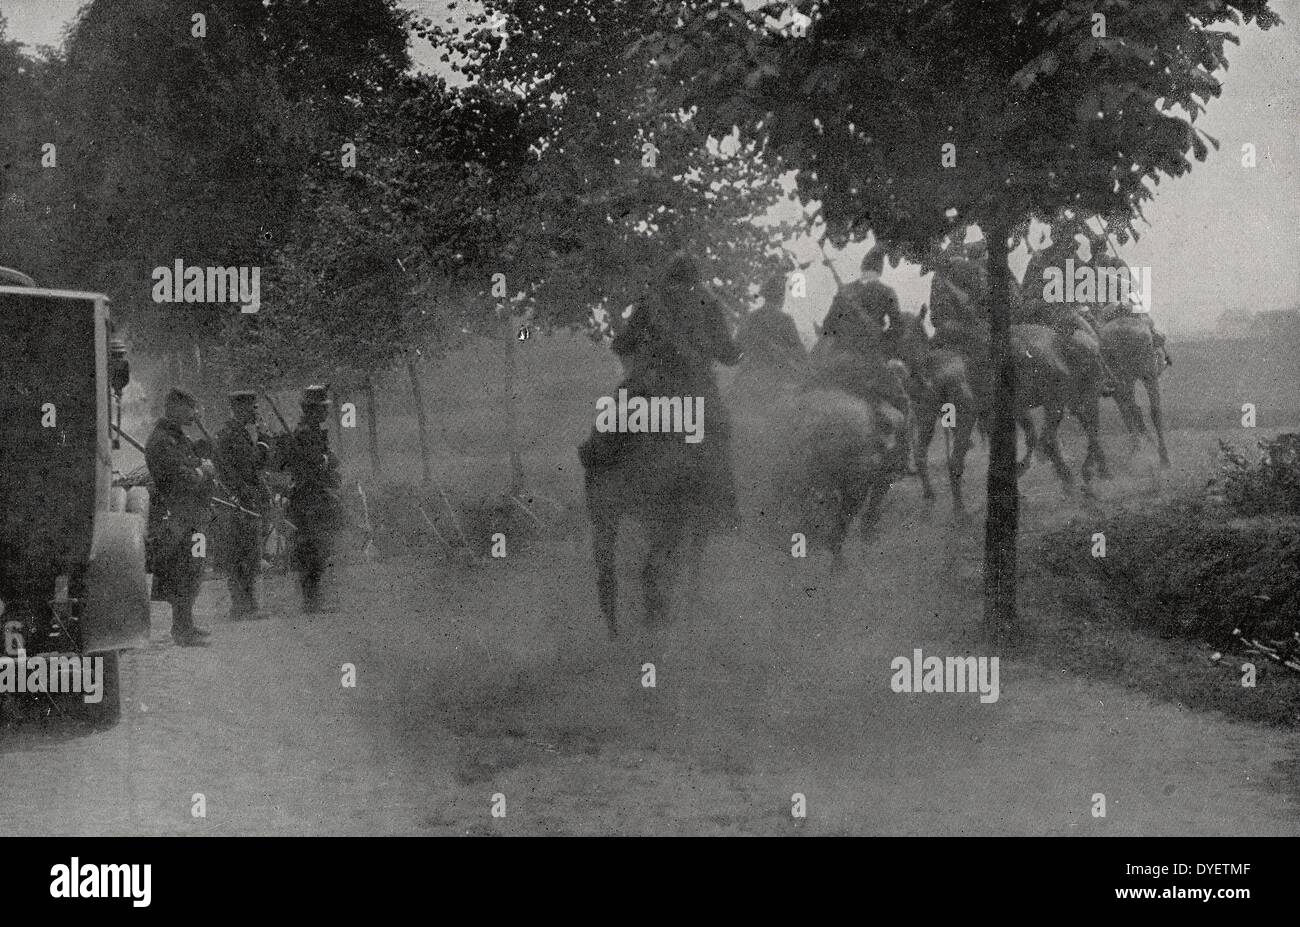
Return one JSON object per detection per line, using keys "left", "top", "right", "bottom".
{"left": 0, "top": 269, "right": 150, "bottom": 726}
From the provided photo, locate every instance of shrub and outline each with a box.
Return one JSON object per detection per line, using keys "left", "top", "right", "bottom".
{"left": 1210, "top": 433, "right": 1300, "bottom": 516}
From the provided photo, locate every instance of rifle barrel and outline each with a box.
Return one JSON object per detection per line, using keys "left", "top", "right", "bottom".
{"left": 111, "top": 422, "right": 147, "bottom": 454}
{"left": 263, "top": 392, "right": 292, "bottom": 434}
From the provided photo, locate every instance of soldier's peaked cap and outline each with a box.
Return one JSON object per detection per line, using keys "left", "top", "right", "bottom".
{"left": 301, "top": 385, "right": 331, "bottom": 407}
{"left": 229, "top": 390, "right": 257, "bottom": 404}
{"left": 165, "top": 387, "right": 198, "bottom": 406}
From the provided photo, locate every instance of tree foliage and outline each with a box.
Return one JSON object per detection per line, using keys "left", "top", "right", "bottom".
{"left": 0, "top": 0, "right": 412, "bottom": 362}
{"left": 651, "top": 0, "right": 1281, "bottom": 252}
{"left": 418, "top": 0, "right": 801, "bottom": 334}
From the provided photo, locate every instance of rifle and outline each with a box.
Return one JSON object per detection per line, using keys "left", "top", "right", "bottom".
{"left": 111, "top": 422, "right": 260, "bottom": 518}
{"left": 111, "top": 422, "right": 147, "bottom": 455}
{"left": 262, "top": 391, "right": 293, "bottom": 435}
{"left": 194, "top": 417, "right": 267, "bottom": 518}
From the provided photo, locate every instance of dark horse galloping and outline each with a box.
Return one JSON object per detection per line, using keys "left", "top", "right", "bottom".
{"left": 895, "top": 306, "right": 1110, "bottom": 514}
{"left": 580, "top": 256, "right": 740, "bottom": 638}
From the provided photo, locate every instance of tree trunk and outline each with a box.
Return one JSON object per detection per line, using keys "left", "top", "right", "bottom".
{"left": 406, "top": 354, "right": 433, "bottom": 487}
{"left": 502, "top": 309, "right": 525, "bottom": 495}
{"left": 365, "top": 375, "right": 383, "bottom": 482}
{"left": 983, "top": 218, "right": 1018, "bottom": 641}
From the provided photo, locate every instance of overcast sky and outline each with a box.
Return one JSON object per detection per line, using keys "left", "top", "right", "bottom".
{"left": 2, "top": 0, "right": 1296, "bottom": 335}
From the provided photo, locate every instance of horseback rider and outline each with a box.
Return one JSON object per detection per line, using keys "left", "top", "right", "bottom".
{"left": 1017, "top": 219, "right": 1118, "bottom": 395}
{"left": 1086, "top": 236, "right": 1173, "bottom": 367}
{"left": 735, "top": 270, "right": 806, "bottom": 375}
{"left": 811, "top": 246, "right": 913, "bottom": 478}
{"left": 579, "top": 252, "right": 742, "bottom": 530}
{"left": 814, "top": 246, "right": 911, "bottom": 416}
{"left": 929, "top": 234, "right": 991, "bottom": 353}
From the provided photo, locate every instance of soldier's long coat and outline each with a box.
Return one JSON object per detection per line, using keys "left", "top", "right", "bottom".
{"left": 144, "top": 418, "right": 210, "bottom": 603}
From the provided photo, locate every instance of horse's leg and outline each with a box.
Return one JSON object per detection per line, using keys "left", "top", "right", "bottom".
{"left": 591, "top": 506, "right": 619, "bottom": 639}
{"left": 1112, "top": 378, "right": 1143, "bottom": 456}
{"left": 1078, "top": 393, "right": 1109, "bottom": 484}
{"left": 858, "top": 475, "right": 891, "bottom": 540}
{"left": 1144, "top": 375, "right": 1171, "bottom": 468}
{"left": 1040, "top": 405, "right": 1076, "bottom": 493}
{"left": 949, "top": 405, "right": 977, "bottom": 517}
{"left": 829, "top": 488, "right": 859, "bottom": 574}
{"left": 684, "top": 520, "right": 708, "bottom": 607}
{"left": 642, "top": 516, "right": 684, "bottom": 627}
{"left": 914, "top": 402, "right": 939, "bottom": 503}
{"left": 1015, "top": 411, "right": 1038, "bottom": 479}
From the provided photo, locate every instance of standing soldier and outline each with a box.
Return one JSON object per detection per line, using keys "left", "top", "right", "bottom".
{"left": 277, "top": 386, "right": 342, "bottom": 614}
{"left": 214, "top": 391, "right": 271, "bottom": 621}
{"left": 145, "top": 388, "right": 214, "bottom": 646}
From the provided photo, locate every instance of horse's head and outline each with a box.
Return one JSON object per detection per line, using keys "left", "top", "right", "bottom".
{"left": 890, "top": 308, "right": 932, "bottom": 371}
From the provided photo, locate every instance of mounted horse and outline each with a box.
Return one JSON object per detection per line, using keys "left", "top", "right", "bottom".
{"left": 896, "top": 291, "right": 1110, "bottom": 514}
{"left": 1095, "top": 303, "right": 1172, "bottom": 467}
{"left": 726, "top": 259, "right": 910, "bottom": 569}
{"left": 579, "top": 254, "right": 740, "bottom": 638}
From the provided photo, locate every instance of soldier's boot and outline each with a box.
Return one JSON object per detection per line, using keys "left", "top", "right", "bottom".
{"left": 301, "top": 570, "right": 337, "bottom": 614}
{"left": 227, "top": 559, "right": 262, "bottom": 620}
{"left": 170, "top": 600, "right": 208, "bottom": 646}
{"left": 227, "top": 576, "right": 251, "bottom": 621}
{"left": 301, "top": 575, "right": 320, "bottom": 614}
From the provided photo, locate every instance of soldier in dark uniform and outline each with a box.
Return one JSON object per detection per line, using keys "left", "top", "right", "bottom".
{"left": 814, "top": 247, "right": 912, "bottom": 419}
{"left": 1018, "top": 222, "right": 1117, "bottom": 394}
{"left": 214, "top": 391, "right": 271, "bottom": 621}
{"left": 579, "top": 252, "right": 742, "bottom": 530}
{"left": 277, "top": 386, "right": 342, "bottom": 614}
{"left": 820, "top": 246, "right": 903, "bottom": 358}
{"left": 929, "top": 239, "right": 990, "bottom": 349}
{"left": 1087, "top": 237, "right": 1173, "bottom": 366}
{"left": 736, "top": 271, "right": 806, "bottom": 370}
{"left": 145, "top": 388, "right": 214, "bottom": 646}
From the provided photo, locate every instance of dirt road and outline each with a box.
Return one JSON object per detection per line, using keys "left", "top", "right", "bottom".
{"left": 3, "top": 427, "right": 1297, "bottom": 835}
